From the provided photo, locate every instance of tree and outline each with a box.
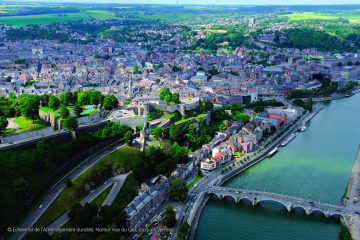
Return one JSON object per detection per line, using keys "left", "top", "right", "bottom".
{"left": 77, "top": 90, "right": 103, "bottom": 105}
{"left": 164, "top": 94, "right": 172, "bottom": 103}
{"left": 159, "top": 88, "right": 172, "bottom": 101}
{"left": 59, "top": 92, "right": 72, "bottom": 106}
{"left": 200, "top": 100, "right": 213, "bottom": 112}
{"left": 103, "top": 94, "right": 118, "bottom": 110}
{"left": 177, "top": 222, "right": 190, "bottom": 240}
{"left": 169, "top": 124, "right": 182, "bottom": 143}
{"left": 169, "top": 178, "right": 188, "bottom": 202}
{"left": 74, "top": 104, "right": 83, "bottom": 117}
{"left": 12, "top": 177, "right": 30, "bottom": 199}
{"left": 206, "top": 66, "right": 219, "bottom": 78}
{"left": 172, "top": 143, "right": 189, "bottom": 164}
{"left": 63, "top": 116, "right": 78, "bottom": 131}
{"left": 38, "top": 94, "right": 50, "bottom": 107}
{"left": 133, "top": 64, "right": 141, "bottom": 74}
{"left": 125, "top": 130, "right": 133, "bottom": 146}
{"left": 162, "top": 205, "right": 177, "bottom": 228}
{"left": 69, "top": 202, "right": 98, "bottom": 228}
{"left": 171, "top": 93, "right": 180, "bottom": 104}
{"left": 197, "top": 168, "right": 203, "bottom": 177}
{"left": 115, "top": 210, "right": 128, "bottom": 229}
{"left": 149, "top": 127, "right": 163, "bottom": 139}
{"left": 0, "top": 116, "right": 8, "bottom": 133}
{"left": 60, "top": 105, "right": 69, "bottom": 119}
{"left": 19, "top": 94, "right": 39, "bottom": 121}
{"left": 48, "top": 95, "right": 60, "bottom": 110}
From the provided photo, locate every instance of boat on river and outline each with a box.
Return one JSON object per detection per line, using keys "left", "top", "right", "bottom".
{"left": 281, "top": 133, "right": 296, "bottom": 147}
{"left": 345, "top": 92, "right": 355, "bottom": 98}
{"left": 267, "top": 147, "right": 278, "bottom": 157}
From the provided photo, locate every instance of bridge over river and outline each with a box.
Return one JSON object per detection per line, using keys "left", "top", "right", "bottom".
{"left": 205, "top": 186, "right": 355, "bottom": 218}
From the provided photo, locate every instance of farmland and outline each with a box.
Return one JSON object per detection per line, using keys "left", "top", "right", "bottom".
{"left": 0, "top": 10, "right": 118, "bottom": 26}
{"left": 285, "top": 11, "right": 360, "bottom": 24}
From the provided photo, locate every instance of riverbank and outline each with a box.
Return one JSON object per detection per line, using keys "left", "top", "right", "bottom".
{"left": 187, "top": 194, "right": 209, "bottom": 240}
{"left": 185, "top": 108, "right": 320, "bottom": 239}
{"left": 219, "top": 105, "right": 323, "bottom": 186}
{"left": 313, "top": 86, "right": 360, "bottom": 103}
{"left": 193, "top": 93, "right": 360, "bottom": 240}
{"left": 343, "top": 146, "right": 360, "bottom": 240}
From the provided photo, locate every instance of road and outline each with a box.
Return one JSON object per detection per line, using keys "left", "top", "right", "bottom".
{"left": 47, "top": 174, "right": 128, "bottom": 235}
{"left": 11, "top": 142, "right": 126, "bottom": 240}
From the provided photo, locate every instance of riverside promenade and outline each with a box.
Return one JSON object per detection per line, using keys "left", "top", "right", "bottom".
{"left": 343, "top": 146, "right": 360, "bottom": 240}
{"left": 185, "top": 108, "right": 322, "bottom": 240}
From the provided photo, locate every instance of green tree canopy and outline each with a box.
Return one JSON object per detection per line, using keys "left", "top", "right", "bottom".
{"left": 74, "top": 104, "right": 83, "bottom": 117}
{"left": 162, "top": 205, "right": 177, "bottom": 228}
{"left": 149, "top": 127, "right": 163, "bottom": 140}
{"left": 125, "top": 130, "right": 133, "bottom": 146}
{"left": 169, "top": 124, "right": 182, "bottom": 143}
{"left": 60, "top": 105, "right": 69, "bottom": 119}
{"left": 19, "top": 94, "right": 39, "bottom": 121}
{"left": 48, "top": 95, "right": 60, "bottom": 110}
{"left": 177, "top": 222, "right": 190, "bottom": 240}
{"left": 103, "top": 94, "right": 118, "bottom": 110}
{"left": 63, "top": 116, "right": 78, "bottom": 131}
{"left": 169, "top": 178, "right": 188, "bottom": 202}
{"left": 12, "top": 177, "right": 30, "bottom": 200}
{"left": 0, "top": 116, "right": 8, "bottom": 133}
{"left": 77, "top": 90, "right": 103, "bottom": 105}
{"left": 59, "top": 92, "right": 72, "bottom": 106}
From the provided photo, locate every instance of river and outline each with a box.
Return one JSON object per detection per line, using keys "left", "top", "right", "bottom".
{"left": 195, "top": 93, "right": 360, "bottom": 240}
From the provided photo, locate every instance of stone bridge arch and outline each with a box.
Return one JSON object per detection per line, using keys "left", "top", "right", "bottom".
{"left": 256, "top": 198, "right": 290, "bottom": 211}
{"left": 238, "top": 196, "right": 255, "bottom": 206}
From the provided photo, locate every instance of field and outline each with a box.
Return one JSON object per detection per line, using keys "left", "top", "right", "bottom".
{"left": 0, "top": 10, "right": 118, "bottom": 27}
{"left": 285, "top": 11, "right": 360, "bottom": 24}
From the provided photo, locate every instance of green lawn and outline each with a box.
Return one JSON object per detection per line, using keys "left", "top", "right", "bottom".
{"left": 196, "top": 113, "right": 207, "bottom": 118}
{"left": 10, "top": 116, "right": 48, "bottom": 133}
{"left": 80, "top": 108, "right": 99, "bottom": 117}
{"left": 0, "top": 10, "right": 118, "bottom": 26}
{"left": 174, "top": 113, "right": 208, "bottom": 125}
{"left": 39, "top": 107, "right": 55, "bottom": 114}
{"left": 91, "top": 184, "right": 112, "bottom": 206}
{"left": 188, "top": 176, "right": 202, "bottom": 189}
{"left": 162, "top": 113, "right": 176, "bottom": 119}
{"left": 35, "top": 146, "right": 141, "bottom": 227}
{"left": 175, "top": 117, "right": 195, "bottom": 125}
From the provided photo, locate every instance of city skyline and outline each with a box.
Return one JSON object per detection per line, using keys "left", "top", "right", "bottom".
{"left": 5, "top": 0, "right": 360, "bottom": 5}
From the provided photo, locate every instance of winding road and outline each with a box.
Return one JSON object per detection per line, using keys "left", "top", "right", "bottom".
{"left": 11, "top": 142, "right": 127, "bottom": 240}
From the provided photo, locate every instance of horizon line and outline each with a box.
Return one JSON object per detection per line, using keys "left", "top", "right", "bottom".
{"left": 2, "top": 1, "right": 360, "bottom": 6}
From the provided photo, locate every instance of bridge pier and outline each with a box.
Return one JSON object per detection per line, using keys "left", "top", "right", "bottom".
{"left": 286, "top": 204, "right": 292, "bottom": 212}
{"left": 251, "top": 197, "right": 257, "bottom": 206}
{"left": 324, "top": 211, "right": 331, "bottom": 218}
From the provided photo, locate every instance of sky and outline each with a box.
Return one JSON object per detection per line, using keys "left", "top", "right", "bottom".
{"left": 7, "top": 0, "right": 360, "bottom": 5}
